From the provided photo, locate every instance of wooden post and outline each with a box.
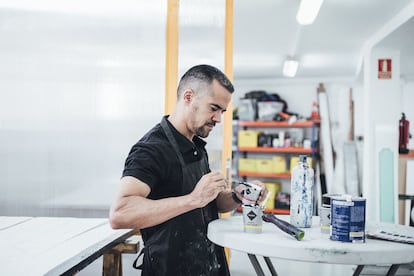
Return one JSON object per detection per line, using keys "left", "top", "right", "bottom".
{"left": 222, "top": 0, "right": 234, "bottom": 265}
{"left": 222, "top": 0, "right": 234, "bottom": 189}
{"left": 103, "top": 250, "right": 122, "bottom": 276}
{"left": 102, "top": 236, "right": 140, "bottom": 276}
{"left": 165, "top": 0, "right": 179, "bottom": 115}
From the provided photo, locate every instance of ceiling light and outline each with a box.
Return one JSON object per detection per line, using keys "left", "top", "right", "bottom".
{"left": 296, "top": 0, "right": 324, "bottom": 25}
{"left": 283, "top": 59, "right": 299, "bottom": 77}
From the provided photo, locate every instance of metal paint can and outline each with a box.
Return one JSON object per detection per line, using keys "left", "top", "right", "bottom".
{"left": 241, "top": 183, "right": 262, "bottom": 206}
{"left": 330, "top": 195, "right": 366, "bottom": 243}
{"left": 319, "top": 193, "right": 341, "bottom": 234}
{"left": 242, "top": 205, "right": 263, "bottom": 233}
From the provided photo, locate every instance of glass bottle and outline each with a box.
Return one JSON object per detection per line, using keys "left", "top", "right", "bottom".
{"left": 290, "top": 155, "right": 314, "bottom": 228}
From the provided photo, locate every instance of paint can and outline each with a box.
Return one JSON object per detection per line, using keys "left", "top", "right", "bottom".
{"left": 242, "top": 205, "right": 263, "bottom": 233}
{"left": 241, "top": 182, "right": 262, "bottom": 206}
{"left": 330, "top": 195, "right": 366, "bottom": 243}
{"left": 319, "top": 193, "right": 341, "bottom": 234}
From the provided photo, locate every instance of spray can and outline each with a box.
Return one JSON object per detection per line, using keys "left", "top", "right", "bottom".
{"left": 290, "top": 155, "right": 314, "bottom": 228}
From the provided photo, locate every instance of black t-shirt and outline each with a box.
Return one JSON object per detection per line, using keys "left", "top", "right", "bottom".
{"left": 122, "top": 117, "right": 229, "bottom": 276}
{"left": 122, "top": 117, "right": 209, "bottom": 200}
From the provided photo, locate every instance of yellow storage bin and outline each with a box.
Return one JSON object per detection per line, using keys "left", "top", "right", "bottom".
{"left": 238, "top": 130, "right": 259, "bottom": 147}
{"left": 290, "top": 156, "right": 312, "bottom": 172}
{"left": 264, "top": 182, "right": 281, "bottom": 209}
{"left": 238, "top": 158, "right": 257, "bottom": 172}
{"left": 272, "top": 156, "right": 287, "bottom": 173}
{"left": 256, "top": 159, "right": 273, "bottom": 173}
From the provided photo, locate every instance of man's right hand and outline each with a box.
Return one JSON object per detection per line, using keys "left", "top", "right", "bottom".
{"left": 189, "top": 171, "right": 227, "bottom": 208}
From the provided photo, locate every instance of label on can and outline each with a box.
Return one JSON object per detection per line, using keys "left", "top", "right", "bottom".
{"left": 242, "top": 183, "right": 262, "bottom": 205}
{"left": 243, "top": 205, "right": 263, "bottom": 233}
{"left": 330, "top": 196, "right": 366, "bottom": 243}
{"left": 319, "top": 193, "right": 342, "bottom": 234}
{"left": 319, "top": 206, "right": 331, "bottom": 234}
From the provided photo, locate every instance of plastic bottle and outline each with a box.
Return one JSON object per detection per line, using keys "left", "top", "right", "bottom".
{"left": 290, "top": 155, "right": 314, "bottom": 228}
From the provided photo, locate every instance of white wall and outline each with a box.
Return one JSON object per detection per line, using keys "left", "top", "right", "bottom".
{"left": 0, "top": 4, "right": 166, "bottom": 217}
{"left": 0, "top": 0, "right": 230, "bottom": 218}
{"left": 362, "top": 48, "right": 401, "bottom": 223}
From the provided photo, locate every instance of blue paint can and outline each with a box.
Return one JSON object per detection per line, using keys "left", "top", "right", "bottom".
{"left": 330, "top": 195, "right": 366, "bottom": 243}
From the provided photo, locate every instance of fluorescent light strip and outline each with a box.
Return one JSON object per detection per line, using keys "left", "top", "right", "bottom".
{"left": 296, "top": 0, "right": 324, "bottom": 25}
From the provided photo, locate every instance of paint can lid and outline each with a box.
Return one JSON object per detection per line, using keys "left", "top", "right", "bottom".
{"left": 322, "top": 193, "right": 342, "bottom": 206}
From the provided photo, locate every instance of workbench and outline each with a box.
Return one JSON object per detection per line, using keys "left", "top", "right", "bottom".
{"left": 208, "top": 215, "right": 414, "bottom": 276}
{"left": 0, "top": 216, "right": 139, "bottom": 275}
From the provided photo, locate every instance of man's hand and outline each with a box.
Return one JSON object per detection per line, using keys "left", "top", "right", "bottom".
{"left": 249, "top": 180, "right": 268, "bottom": 204}
{"left": 189, "top": 171, "right": 227, "bottom": 208}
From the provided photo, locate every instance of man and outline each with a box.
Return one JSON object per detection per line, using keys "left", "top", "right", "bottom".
{"left": 110, "top": 64, "right": 266, "bottom": 275}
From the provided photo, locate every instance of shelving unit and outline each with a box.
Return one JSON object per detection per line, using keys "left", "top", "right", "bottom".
{"left": 233, "top": 119, "right": 320, "bottom": 214}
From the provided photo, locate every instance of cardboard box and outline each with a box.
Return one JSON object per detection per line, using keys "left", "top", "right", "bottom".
{"left": 238, "top": 130, "right": 259, "bottom": 147}
{"left": 256, "top": 159, "right": 273, "bottom": 173}
{"left": 238, "top": 158, "right": 257, "bottom": 172}
{"left": 264, "top": 182, "right": 281, "bottom": 209}
{"left": 272, "top": 156, "right": 287, "bottom": 173}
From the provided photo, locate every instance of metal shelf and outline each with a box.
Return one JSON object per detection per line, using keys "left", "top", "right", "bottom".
{"left": 238, "top": 171, "right": 291, "bottom": 179}
{"left": 236, "top": 207, "right": 290, "bottom": 215}
{"left": 238, "top": 147, "right": 314, "bottom": 154}
{"left": 238, "top": 120, "right": 319, "bottom": 128}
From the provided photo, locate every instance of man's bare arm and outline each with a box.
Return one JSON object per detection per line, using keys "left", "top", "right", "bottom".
{"left": 109, "top": 172, "right": 226, "bottom": 230}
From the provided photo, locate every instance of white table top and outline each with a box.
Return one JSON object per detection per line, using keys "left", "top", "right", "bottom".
{"left": 208, "top": 215, "right": 414, "bottom": 265}
{"left": 0, "top": 216, "right": 137, "bottom": 275}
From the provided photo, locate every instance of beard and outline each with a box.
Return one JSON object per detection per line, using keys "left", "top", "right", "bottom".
{"left": 195, "top": 121, "right": 215, "bottom": 138}
{"left": 191, "top": 104, "right": 216, "bottom": 138}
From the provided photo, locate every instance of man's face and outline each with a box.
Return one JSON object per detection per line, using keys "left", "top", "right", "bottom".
{"left": 189, "top": 80, "right": 231, "bottom": 138}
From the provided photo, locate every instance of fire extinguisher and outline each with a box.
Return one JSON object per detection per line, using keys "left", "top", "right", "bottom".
{"left": 399, "top": 113, "right": 411, "bottom": 154}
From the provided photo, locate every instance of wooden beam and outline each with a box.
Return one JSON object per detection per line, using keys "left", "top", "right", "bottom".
{"left": 222, "top": 0, "right": 234, "bottom": 265}
{"left": 102, "top": 252, "right": 122, "bottom": 276}
{"left": 165, "top": 0, "right": 179, "bottom": 115}
{"left": 102, "top": 235, "right": 140, "bottom": 276}
{"left": 222, "top": 0, "right": 234, "bottom": 184}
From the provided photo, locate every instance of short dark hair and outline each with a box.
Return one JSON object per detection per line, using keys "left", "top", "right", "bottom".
{"left": 177, "top": 64, "right": 234, "bottom": 98}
